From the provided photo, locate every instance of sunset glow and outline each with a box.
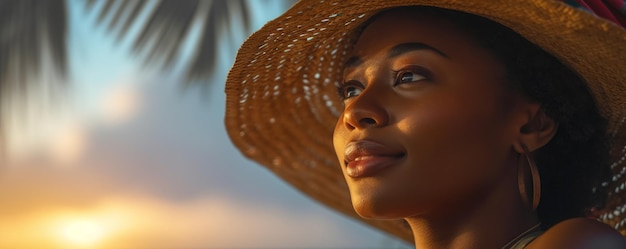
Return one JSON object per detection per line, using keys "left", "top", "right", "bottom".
{"left": 60, "top": 219, "right": 105, "bottom": 246}
{"left": 0, "top": 195, "right": 378, "bottom": 249}
{"left": 46, "top": 206, "right": 126, "bottom": 248}
{"left": 0, "top": 203, "right": 128, "bottom": 249}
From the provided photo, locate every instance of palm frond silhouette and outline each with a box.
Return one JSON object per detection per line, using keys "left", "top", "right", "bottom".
{"left": 0, "top": 0, "right": 294, "bottom": 155}
{"left": 87, "top": 0, "right": 254, "bottom": 82}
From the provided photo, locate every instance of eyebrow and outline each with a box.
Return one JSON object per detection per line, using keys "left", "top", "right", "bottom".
{"left": 344, "top": 56, "right": 362, "bottom": 68}
{"left": 387, "top": 42, "right": 448, "bottom": 59}
{"left": 344, "top": 42, "right": 448, "bottom": 69}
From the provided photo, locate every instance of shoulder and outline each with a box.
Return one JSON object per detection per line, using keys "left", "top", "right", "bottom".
{"left": 527, "top": 218, "right": 626, "bottom": 249}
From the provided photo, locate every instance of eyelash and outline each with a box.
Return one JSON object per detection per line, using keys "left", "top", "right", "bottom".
{"left": 336, "top": 80, "right": 364, "bottom": 100}
{"left": 337, "top": 66, "right": 432, "bottom": 100}
{"left": 392, "top": 66, "right": 432, "bottom": 85}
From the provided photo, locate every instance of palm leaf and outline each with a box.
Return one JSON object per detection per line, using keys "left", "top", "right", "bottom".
{"left": 88, "top": 0, "right": 253, "bottom": 85}
{"left": 0, "top": 0, "right": 67, "bottom": 156}
{"left": 186, "top": 0, "right": 251, "bottom": 82}
{"left": 0, "top": 0, "right": 67, "bottom": 86}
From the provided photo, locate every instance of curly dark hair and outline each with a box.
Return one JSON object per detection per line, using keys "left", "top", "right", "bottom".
{"left": 379, "top": 6, "right": 612, "bottom": 229}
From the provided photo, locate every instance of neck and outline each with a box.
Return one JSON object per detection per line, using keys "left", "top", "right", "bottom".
{"left": 405, "top": 161, "right": 539, "bottom": 249}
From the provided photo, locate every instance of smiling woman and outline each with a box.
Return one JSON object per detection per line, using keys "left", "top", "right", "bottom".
{"left": 334, "top": 7, "right": 609, "bottom": 248}
{"left": 335, "top": 8, "right": 523, "bottom": 218}
{"left": 225, "top": 1, "right": 626, "bottom": 248}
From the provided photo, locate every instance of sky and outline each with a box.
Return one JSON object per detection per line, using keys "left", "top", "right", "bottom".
{"left": 1, "top": 1, "right": 411, "bottom": 248}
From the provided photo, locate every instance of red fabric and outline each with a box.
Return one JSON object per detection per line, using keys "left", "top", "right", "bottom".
{"left": 575, "top": 0, "right": 626, "bottom": 27}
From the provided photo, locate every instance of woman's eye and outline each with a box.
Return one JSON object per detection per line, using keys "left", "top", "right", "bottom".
{"left": 396, "top": 71, "right": 427, "bottom": 84}
{"left": 337, "top": 82, "right": 364, "bottom": 100}
{"left": 343, "top": 85, "right": 363, "bottom": 99}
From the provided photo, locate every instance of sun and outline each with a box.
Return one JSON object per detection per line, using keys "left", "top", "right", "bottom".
{"left": 60, "top": 219, "right": 105, "bottom": 246}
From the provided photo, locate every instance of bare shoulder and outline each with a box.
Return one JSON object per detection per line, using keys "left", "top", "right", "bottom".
{"left": 527, "top": 218, "right": 626, "bottom": 249}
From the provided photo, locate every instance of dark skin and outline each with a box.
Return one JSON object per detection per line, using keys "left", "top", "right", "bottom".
{"left": 332, "top": 9, "right": 626, "bottom": 249}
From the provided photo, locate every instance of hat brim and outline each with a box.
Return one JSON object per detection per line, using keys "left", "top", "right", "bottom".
{"left": 225, "top": 0, "right": 626, "bottom": 242}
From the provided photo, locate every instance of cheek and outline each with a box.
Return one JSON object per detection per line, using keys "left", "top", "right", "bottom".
{"left": 399, "top": 93, "right": 512, "bottom": 201}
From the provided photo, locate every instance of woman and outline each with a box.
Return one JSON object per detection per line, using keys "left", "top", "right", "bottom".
{"left": 225, "top": 0, "right": 626, "bottom": 248}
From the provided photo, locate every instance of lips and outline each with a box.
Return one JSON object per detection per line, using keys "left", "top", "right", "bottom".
{"left": 344, "top": 140, "right": 405, "bottom": 178}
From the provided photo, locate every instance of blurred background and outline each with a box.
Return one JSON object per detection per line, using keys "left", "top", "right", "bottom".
{"left": 0, "top": 0, "right": 411, "bottom": 248}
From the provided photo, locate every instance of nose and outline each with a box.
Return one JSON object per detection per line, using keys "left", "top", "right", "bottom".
{"left": 342, "top": 89, "right": 389, "bottom": 130}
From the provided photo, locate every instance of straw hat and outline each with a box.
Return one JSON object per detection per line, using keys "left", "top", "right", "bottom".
{"left": 225, "top": 0, "right": 626, "bottom": 242}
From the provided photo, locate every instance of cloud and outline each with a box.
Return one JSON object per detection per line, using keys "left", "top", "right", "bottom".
{"left": 99, "top": 81, "right": 142, "bottom": 125}
{"left": 48, "top": 123, "right": 89, "bottom": 166}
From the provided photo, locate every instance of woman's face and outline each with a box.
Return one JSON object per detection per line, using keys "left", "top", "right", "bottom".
{"left": 333, "top": 9, "right": 527, "bottom": 219}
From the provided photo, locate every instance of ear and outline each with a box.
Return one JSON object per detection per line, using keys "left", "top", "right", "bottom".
{"left": 512, "top": 104, "right": 558, "bottom": 153}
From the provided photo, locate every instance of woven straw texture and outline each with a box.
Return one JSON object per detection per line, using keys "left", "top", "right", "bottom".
{"left": 225, "top": 0, "right": 626, "bottom": 242}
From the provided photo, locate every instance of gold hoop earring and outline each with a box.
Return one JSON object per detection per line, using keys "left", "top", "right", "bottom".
{"left": 518, "top": 144, "right": 541, "bottom": 211}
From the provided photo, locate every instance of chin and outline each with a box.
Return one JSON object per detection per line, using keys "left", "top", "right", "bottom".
{"left": 350, "top": 193, "right": 417, "bottom": 220}
{"left": 347, "top": 178, "right": 429, "bottom": 219}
